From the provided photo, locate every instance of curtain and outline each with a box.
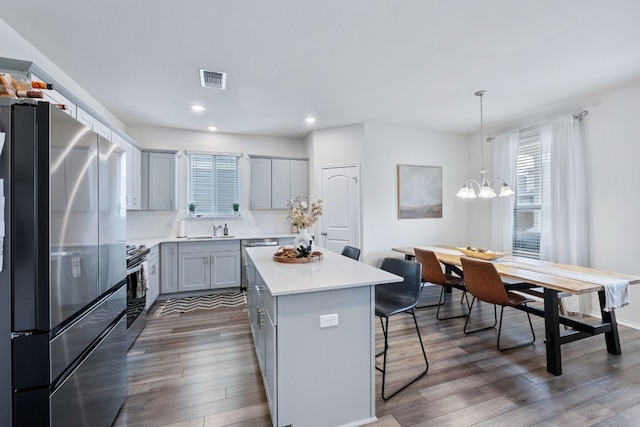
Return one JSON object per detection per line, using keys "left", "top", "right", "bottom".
{"left": 490, "top": 131, "right": 519, "bottom": 252}
{"left": 539, "top": 115, "right": 589, "bottom": 313}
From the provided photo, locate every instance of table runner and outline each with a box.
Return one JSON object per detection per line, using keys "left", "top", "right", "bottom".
{"left": 500, "top": 259, "right": 629, "bottom": 311}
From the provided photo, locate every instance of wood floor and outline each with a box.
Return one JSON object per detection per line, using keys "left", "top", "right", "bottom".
{"left": 114, "top": 287, "right": 640, "bottom": 426}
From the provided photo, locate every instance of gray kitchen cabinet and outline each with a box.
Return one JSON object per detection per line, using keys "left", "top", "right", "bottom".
{"left": 246, "top": 260, "right": 273, "bottom": 405}
{"left": 160, "top": 243, "right": 178, "bottom": 294}
{"left": 76, "top": 106, "right": 96, "bottom": 130}
{"left": 251, "top": 157, "right": 309, "bottom": 210}
{"left": 145, "top": 245, "right": 160, "bottom": 309}
{"left": 178, "top": 251, "right": 210, "bottom": 291}
{"left": 272, "top": 158, "right": 309, "bottom": 209}
{"left": 177, "top": 241, "right": 241, "bottom": 291}
{"left": 250, "top": 157, "right": 272, "bottom": 209}
{"left": 290, "top": 159, "right": 309, "bottom": 201}
{"left": 271, "top": 158, "right": 291, "bottom": 209}
{"left": 141, "top": 150, "right": 178, "bottom": 210}
{"left": 211, "top": 251, "right": 241, "bottom": 288}
{"left": 125, "top": 142, "right": 141, "bottom": 210}
{"left": 247, "top": 262, "right": 277, "bottom": 420}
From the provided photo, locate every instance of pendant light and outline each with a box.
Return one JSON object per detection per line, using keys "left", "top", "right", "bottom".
{"left": 456, "top": 90, "right": 515, "bottom": 199}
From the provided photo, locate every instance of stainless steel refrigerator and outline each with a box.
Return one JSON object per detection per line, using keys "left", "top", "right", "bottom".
{"left": 0, "top": 99, "right": 127, "bottom": 426}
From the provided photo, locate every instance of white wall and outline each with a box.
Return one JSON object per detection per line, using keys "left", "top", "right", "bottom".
{"left": 0, "top": 18, "right": 124, "bottom": 131}
{"left": 361, "top": 123, "right": 470, "bottom": 265}
{"left": 308, "top": 122, "right": 470, "bottom": 265}
{"left": 307, "top": 124, "right": 365, "bottom": 200}
{"left": 126, "top": 125, "right": 306, "bottom": 239}
{"left": 582, "top": 79, "right": 640, "bottom": 327}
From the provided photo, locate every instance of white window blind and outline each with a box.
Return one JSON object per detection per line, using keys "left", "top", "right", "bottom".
{"left": 512, "top": 128, "right": 547, "bottom": 258}
{"left": 188, "top": 154, "right": 238, "bottom": 215}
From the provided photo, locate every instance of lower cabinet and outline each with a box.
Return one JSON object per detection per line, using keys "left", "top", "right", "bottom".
{"left": 145, "top": 245, "right": 160, "bottom": 309}
{"left": 247, "top": 265, "right": 277, "bottom": 413}
{"left": 177, "top": 241, "right": 240, "bottom": 292}
{"left": 246, "top": 254, "right": 375, "bottom": 427}
{"left": 160, "top": 243, "right": 178, "bottom": 294}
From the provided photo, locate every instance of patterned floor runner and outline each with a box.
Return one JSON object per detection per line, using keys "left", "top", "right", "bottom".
{"left": 156, "top": 292, "right": 246, "bottom": 316}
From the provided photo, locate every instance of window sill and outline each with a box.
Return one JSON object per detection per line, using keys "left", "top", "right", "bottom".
{"left": 184, "top": 214, "right": 240, "bottom": 220}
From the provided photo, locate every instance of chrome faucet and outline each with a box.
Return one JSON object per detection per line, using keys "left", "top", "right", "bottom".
{"left": 211, "top": 224, "right": 222, "bottom": 236}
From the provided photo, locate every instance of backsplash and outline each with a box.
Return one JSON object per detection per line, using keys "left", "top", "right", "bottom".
{"left": 126, "top": 209, "right": 293, "bottom": 239}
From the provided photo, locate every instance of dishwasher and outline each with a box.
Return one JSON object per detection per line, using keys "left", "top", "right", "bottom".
{"left": 241, "top": 238, "right": 279, "bottom": 290}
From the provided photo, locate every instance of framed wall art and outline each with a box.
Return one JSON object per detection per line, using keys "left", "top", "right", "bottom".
{"left": 397, "top": 165, "right": 442, "bottom": 219}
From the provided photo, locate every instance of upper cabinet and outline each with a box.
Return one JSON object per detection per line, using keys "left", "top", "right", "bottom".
{"left": 290, "top": 159, "right": 309, "bottom": 203}
{"left": 141, "top": 150, "right": 178, "bottom": 210}
{"left": 124, "top": 142, "right": 142, "bottom": 210}
{"left": 250, "top": 158, "right": 272, "bottom": 210}
{"left": 76, "top": 106, "right": 96, "bottom": 130}
{"left": 250, "top": 157, "right": 309, "bottom": 210}
{"left": 271, "top": 159, "right": 291, "bottom": 209}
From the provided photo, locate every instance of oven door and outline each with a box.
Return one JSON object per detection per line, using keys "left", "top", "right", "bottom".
{"left": 125, "top": 260, "right": 147, "bottom": 348}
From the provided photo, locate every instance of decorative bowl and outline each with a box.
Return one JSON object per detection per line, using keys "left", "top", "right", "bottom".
{"left": 456, "top": 247, "right": 508, "bottom": 260}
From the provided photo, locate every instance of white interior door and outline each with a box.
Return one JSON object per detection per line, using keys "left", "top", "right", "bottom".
{"left": 320, "top": 165, "right": 360, "bottom": 254}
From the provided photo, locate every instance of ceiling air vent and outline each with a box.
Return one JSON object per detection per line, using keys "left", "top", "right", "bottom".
{"left": 200, "top": 69, "right": 226, "bottom": 89}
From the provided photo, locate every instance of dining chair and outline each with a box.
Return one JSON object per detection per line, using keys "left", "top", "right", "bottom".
{"left": 375, "top": 257, "right": 429, "bottom": 400}
{"left": 461, "top": 257, "right": 536, "bottom": 351}
{"left": 341, "top": 245, "right": 361, "bottom": 261}
{"left": 413, "top": 248, "right": 469, "bottom": 319}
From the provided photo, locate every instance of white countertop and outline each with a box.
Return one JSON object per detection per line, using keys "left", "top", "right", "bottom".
{"left": 129, "top": 233, "right": 298, "bottom": 250}
{"left": 246, "top": 246, "right": 402, "bottom": 296}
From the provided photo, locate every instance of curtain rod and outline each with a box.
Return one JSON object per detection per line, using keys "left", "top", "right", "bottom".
{"left": 487, "top": 110, "right": 589, "bottom": 141}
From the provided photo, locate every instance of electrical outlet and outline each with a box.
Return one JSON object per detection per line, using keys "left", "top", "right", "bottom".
{"left": 320, "top": 313, "right": 338, "bottom": 328}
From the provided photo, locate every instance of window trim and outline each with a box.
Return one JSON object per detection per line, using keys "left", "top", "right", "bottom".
{"left": 187, "top": 153, "right": 240, "bottom": 217}
{"left": 512, "top": 128, "right": 543, "bottom": 259}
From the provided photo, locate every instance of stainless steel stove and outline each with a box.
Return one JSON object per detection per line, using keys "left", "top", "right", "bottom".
{"left": 125, "top": 245, "right": 151, "bottom": 348}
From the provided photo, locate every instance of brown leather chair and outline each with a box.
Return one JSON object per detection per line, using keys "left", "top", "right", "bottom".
{"left": 414, "top": 248, "right": 469, "bottom": 319}
{"left": 461, "top": 257, "right": 536, "bottom": 351}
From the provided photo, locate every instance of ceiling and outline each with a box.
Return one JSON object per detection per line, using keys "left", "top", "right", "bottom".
{"left": 2, "top": 1, "right": 640, "bottom": 139}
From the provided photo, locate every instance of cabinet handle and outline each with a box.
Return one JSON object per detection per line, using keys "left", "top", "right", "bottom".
{"left": 257, "top": 308, "right": 266, "bottom": 329}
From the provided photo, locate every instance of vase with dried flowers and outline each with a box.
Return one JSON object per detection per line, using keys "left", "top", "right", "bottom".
{"left": 286, "top": 196, "right": 322, "bottom": 253}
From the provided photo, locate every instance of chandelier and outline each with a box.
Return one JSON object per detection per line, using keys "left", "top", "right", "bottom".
{"left": 456, "top": 90, "right": 515, "bottom": 199}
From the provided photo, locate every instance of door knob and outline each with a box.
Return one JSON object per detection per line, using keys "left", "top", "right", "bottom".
{"left": 321, "top": 232, "right": 327, "bottom": 236}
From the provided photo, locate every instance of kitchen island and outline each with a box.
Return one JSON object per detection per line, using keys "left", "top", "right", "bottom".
{"left": 245, "top": 246, "right": 401, "bottom": 427}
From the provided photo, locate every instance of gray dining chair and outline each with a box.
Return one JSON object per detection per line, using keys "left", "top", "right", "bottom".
{"left": 341, "top": 245, "right": 361, "bottom": 261}
{"left": 375, "top": 257, "right": 429, "bottom": 400}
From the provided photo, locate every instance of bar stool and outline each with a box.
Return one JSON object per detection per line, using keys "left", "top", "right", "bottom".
{"left": 375, "top": 257, "right": 429, "bottom": 400}
{"left": 341, "top": 245, "right": 361, "bottom": 261}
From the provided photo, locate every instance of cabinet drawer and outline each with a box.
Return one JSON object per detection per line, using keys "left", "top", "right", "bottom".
{"left": 178, "top": 240, "right": 240, "bottom": 253}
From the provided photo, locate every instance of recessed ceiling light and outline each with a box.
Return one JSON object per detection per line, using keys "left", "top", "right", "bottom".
{"left": 191, "top": 105, "right": 205, "bottom": 111}
{"left": 305, "top": 117, "right": 316, "bottom": 124}
{"left": 208, "top": 126, "right": 218, "bottom": 131}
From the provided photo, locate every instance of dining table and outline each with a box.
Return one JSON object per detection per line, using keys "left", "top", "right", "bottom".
{"left": 392, "top": 245, "right": 640, "bottom": 376}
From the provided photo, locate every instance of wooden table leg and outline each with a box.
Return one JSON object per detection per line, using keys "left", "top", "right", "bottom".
{"left": 544, "top": 288, "right": 562, "bottom": 376}
{"left": 599, "top": 290, "right": 622, "bottom": 355}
